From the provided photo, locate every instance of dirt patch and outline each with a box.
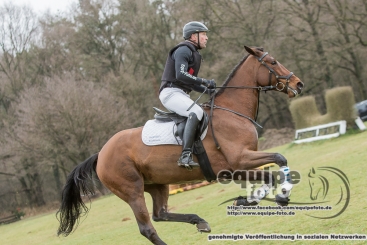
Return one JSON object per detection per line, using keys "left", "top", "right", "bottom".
{"left": 258, "top": 128, "right": 295, "bottom": 150}
{"left": 122, "top": 217, "right": 131, "bottom": 222}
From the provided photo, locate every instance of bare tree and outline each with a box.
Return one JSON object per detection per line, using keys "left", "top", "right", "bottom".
{"left": 351, "top": 0, "right": 367, "bottom": 47}
{"left": 36, "top": 13, "right": 80, "bottom": 78}
{"left": 0, "top": 3, "right": 39, "bottom": 99}
{"left": 1, "top": 75, "right": 132, "bottom": 208}
{"left": 115, "top": 0, "right": 184, "bottom": 92}
{"left": 69, "top": 0, "right": 127, "bottom": 81}
{"left": 323, "top": 0, "right": 367, "bottom": 100}
{"left": 280, "top": 0, "right": 334, "bottom": 92}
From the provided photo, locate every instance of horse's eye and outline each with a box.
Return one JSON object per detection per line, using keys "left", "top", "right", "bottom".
{"left": 271, "top": 61, "right": 277, "bottom": 65}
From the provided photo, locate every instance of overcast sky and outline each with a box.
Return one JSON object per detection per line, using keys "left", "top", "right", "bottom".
{"left": 0, "top": 0, "right": 75, "bottom": 14}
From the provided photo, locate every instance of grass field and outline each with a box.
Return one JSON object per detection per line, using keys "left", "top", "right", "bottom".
{"left": 1, "top": 127, "right": 367, "bottom": 245}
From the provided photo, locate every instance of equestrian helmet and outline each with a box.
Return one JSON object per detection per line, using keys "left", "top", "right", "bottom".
{"left": 183, "top": 21, "right": 209, "bottom": 40}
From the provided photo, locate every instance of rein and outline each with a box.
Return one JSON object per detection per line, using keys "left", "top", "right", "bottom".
{"left": 215, "top": 85, "right": 274, "bottom": 91}
{"left": 202, "top": 88, "right": 265, "bottom": 150}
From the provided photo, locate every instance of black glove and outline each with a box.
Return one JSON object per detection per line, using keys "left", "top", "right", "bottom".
{"left": 202, "top": 79, "right": 216, "bottom": 89}
{"left": 207, "top": 88, "right": 216, "bottom": 94}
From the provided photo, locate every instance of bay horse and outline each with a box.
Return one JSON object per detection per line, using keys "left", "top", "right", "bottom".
{"left": 57, "top": 46, "right": 304, "bottom": 244}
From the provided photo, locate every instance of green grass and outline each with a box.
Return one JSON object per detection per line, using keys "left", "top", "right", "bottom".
{"left": 1, "top": 128, "right": 367, "bottom": 245}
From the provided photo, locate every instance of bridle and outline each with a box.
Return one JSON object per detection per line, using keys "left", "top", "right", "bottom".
{"left": 215, "top": 52, "right": 296, "bottom": 94}
{"left": 256, "top": 52, "right": 297, "bottom": 96}
{"left": 202, "top": 52, "right": 297, "bottom": 150}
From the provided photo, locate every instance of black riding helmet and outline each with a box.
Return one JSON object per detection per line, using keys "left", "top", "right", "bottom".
{"left": 183, "top": 21, "right": 209, "bottom": 49}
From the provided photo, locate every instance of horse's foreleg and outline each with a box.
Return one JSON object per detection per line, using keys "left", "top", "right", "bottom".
{"left": 239, "top": 151, "right": 292, "bottom": 193}
{"left": 129, "top": 195, "right": 166, "bottom": 245}
{"left": 248, "top": 170, "right": 274, "bottom": 200}
{"left": 235, "top": 150, "right": 287, "bottom": 170}
{"left": 234, "top": 151, "right": 292, "bottom": 206}
{"left": 233, "top": 170, "right": 274, "bottom": 206}
{"left": 144, "top": 184, "right": 211, "bottom": 233}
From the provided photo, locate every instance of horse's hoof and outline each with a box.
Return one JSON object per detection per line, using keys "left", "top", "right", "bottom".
{"left": 275, "top": 194, "right": 289, "bottom": 206}
{"left": 197, "top": 222, "right": 211, "bottom": 233}
{"left": 233, "top": 196, "right": 259, "bottom": 206}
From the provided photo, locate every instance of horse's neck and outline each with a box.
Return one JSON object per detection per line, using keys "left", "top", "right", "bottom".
{"left": 216, "top": 60, "right": 259, "bottom": 119}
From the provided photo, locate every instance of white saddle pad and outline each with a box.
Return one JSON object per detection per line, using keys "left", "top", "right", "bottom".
{"left": 142, "top": 119, "right": 208, "bottom": 146}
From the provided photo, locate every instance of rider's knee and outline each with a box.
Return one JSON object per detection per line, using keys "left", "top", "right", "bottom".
{"left": 189, "top": 106, "right": 203, "bottom": 121}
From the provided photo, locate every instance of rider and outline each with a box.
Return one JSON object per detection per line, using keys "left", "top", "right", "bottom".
{"left": 159, "top": 21, "right": 216, "bottom": 169}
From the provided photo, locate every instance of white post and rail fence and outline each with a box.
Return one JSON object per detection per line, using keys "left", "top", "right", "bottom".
{"left": 294, "top": 118, "right": 366, "bottom": 144}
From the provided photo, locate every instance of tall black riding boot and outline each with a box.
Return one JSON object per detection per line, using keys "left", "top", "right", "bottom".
{"left": 178, "top": 113, "right": 200, "bottom": 170}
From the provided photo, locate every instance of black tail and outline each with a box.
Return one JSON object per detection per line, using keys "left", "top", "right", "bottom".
{"left": 56, "top": 153, "right": 99, "bottom": 236}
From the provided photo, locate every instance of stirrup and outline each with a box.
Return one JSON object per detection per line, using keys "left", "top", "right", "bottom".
{"left": 177, "top": 152, "right": 199, "bottom": 171}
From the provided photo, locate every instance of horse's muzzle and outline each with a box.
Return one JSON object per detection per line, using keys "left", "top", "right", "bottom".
{"left": 288, "top": 81, "right": 304, "bottom": 97}
{"left": 297, "top": 81, "right": 304, "bottom": 92}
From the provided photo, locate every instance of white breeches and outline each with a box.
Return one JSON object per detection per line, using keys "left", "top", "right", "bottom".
{"left": 159, "top": 88, "right": 204, "bottom": 120}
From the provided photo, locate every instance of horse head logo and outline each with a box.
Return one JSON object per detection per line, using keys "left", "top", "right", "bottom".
{"left": 307, "top": 167, "right": 350, "bottom": 219}
{"left": 308, "top": 167, "right": 329, "bottom": 200}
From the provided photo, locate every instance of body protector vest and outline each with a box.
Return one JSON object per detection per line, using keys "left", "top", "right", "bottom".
{"left": 160, "top": 41, "right": 202, "bottom": 93}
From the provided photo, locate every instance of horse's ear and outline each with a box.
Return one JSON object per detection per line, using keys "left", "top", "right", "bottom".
{"left": 308, "top": 167, "right": 316, "bottom": 177}
{"left": 244, "top": 45, "right": 256, "bottom": 55}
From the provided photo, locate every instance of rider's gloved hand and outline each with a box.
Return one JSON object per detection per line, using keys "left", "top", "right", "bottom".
{"left": 207, "top": 88, "right": 216, "bottom": 94}
{"left": 202, "top": 79, "right": 216, "bottom": 89}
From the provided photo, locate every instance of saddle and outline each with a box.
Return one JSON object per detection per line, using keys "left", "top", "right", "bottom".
{"left": 153, "top": 107, "right": 209, "bottom": 140}
{"left": 152, "top": 107, "right": 216, "bottom": 182}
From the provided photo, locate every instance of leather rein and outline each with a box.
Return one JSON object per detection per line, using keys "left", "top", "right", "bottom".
{"left": 202, "top": 52, "right": 294, "bottom": 150}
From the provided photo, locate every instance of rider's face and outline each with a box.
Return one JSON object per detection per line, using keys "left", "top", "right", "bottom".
{"left": 190, "top": 32, "right": 208, "bottom": 49}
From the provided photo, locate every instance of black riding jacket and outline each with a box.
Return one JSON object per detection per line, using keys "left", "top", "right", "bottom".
{"left": 160, "top": 41, "right": 207, "bottom": 94}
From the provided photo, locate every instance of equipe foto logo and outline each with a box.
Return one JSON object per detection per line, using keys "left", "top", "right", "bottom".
{"left": 218, "top": 166, "right": 350, "bottom": 219}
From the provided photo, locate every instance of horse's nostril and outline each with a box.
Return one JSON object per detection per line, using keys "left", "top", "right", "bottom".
{"left": 297, "top": 82, "right": 304, "bottom": 90}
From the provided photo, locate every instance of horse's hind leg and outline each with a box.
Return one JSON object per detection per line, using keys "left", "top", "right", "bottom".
{"left": 99, "top": 169, "right": 166, "bottom": 245}
{"left": 130, "top": 196, "right": 166, "bottom": 245}
{"left": 144, "top": 184, "right": 211, "bottom": 233}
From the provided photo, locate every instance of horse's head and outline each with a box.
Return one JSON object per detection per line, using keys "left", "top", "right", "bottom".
{"left": 244, "top": 46, "right": 304, "bottom": 98}
{"left": 308, "top": 167, "right": 329, "bottom": 200}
